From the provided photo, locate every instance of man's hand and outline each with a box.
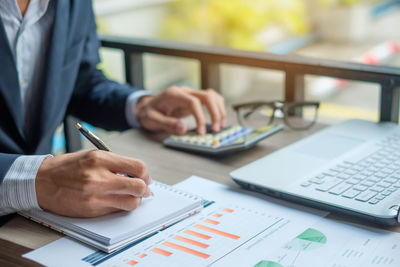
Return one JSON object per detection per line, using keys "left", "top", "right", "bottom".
{"left": 136, "top": 86, "right": 226, "bottom": 135}
{"left": 36, "top": 150, "right": 151, "bottom": 217}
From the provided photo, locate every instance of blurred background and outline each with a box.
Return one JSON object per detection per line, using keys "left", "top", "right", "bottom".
{"left": 54, "top": 0, "right": 400, "bottom": 153}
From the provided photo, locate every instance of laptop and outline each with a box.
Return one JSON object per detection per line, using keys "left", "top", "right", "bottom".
{"left": 230, "top": 119, "right": 400, "bottom": 225}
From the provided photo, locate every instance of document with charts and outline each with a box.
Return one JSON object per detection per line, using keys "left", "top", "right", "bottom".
{"left": 24, "top": 176, "right": 400, "bottom": 267}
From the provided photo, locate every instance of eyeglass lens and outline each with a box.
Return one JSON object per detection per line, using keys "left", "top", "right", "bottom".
{"left": 284, "top": 104, "right": 318, "bottom": 130}
{"left": 237, "top": 105, "right": 274, "bottom": 129}
{"left": 237, "top": 103, "right": 318, "bottom": 130}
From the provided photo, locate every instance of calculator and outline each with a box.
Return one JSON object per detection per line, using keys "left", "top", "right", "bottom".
{"left": 163, "top": 124, "right": 284, "bottom": 155}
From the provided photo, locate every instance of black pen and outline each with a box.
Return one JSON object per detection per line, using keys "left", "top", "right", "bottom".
{"left": 75, "top": 123, "right": 112, "bottom": 152}
{"left": 75, "top": 123, "right": 154, "bottom": 196}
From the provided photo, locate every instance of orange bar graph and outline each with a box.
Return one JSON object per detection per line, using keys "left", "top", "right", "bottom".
{"left": 213, "top": 213, "right": 223, "bottom": 218}
{"left": 174, "top": 235, "right": 209, "bottom": 248}
{"left": 163, "top": 242, "right": 210, "bottom": 259}
{"left": 184, "top": 230, "right": 212, "bottom": 240}
{"left": 127, "top": 260, "right": 138, "bottom": 266}
{"left": 194, "top": 224, "right": 240, "bottom": 240}
{"left": 139, "top": 253, "right": 147, "bottom": 258}
{"left": 223, "top": 208, "right": 234, "bottom": 213}
{"left": 152, "top": 247, "right": 172, "bottom": 256}
{"left": 204, "top": 219, "right": 220, "bottom": 225}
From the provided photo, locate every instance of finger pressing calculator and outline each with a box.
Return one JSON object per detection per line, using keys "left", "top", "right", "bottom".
{"left": 163, "top": 124, "right": 284, "bottom": 155}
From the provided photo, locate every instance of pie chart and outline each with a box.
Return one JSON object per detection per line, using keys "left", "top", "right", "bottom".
{"left": 254, "top": 260, "right": 284, "bottom": 267}
{"left": 283, "top": 228, "right": 327, "bottom": 251}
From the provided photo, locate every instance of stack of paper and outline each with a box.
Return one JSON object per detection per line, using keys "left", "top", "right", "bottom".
{"left": 20, "top": 181, "right": 203, "bottom": 252}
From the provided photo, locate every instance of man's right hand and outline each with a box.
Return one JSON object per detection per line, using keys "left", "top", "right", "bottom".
{"left": 35, "top": 150, "right": 151, "bottom": 217}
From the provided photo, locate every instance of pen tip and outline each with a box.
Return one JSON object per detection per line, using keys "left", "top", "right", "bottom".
{"left": 75, "top": 122, "right": 82, "bottom": 129}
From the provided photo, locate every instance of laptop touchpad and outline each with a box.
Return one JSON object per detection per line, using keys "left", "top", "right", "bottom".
{"left": 295, "top": 134, "right": 364, "bottom": 160}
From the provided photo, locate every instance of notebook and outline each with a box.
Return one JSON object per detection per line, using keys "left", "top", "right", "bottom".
{"left": 19, "top": 181, "right": 203, "bottom": 253}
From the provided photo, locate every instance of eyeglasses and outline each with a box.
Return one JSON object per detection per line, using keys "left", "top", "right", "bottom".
{"left": 233, "top": 101, "right": 320, "bottom": 130}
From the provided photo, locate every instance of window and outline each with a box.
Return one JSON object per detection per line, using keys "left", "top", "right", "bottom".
{"left": 95, "top": 0, "right": 400, "bottom": 124}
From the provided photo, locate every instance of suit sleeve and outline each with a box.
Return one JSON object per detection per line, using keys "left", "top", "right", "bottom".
{"left": 66, "top": 4, "right": 142, "bottom": 131}
{"left": 0, "top": 153, "right": 20, "bottom": 182}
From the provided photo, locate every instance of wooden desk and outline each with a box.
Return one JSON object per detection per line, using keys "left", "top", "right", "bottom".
{"left": 1, "top": 123, "right": 399, "bottom": 265}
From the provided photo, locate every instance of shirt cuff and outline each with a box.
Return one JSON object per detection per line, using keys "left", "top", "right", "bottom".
{"left": 125, "top": 90, "right": 153, "bottom": 128}
{"left": 0, "top": 155, "right": 51, "bottom": 216}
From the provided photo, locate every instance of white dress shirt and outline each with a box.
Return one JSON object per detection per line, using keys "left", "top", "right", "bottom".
{"left": 0, "top": 0, "right": 150, "bottom": 215}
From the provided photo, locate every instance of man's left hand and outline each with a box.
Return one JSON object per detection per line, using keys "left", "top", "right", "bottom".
{"left": 135, "top": 86, "right": 226, "bottom": 135}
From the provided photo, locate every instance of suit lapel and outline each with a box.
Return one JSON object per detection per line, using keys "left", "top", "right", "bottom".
{"left": 34, "top": 0, "right": 70, "bottom": 142}
{"left": 0, "top": 17, "right": 25, "bottom": 139}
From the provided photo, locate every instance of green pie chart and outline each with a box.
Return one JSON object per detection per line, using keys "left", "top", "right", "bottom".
{"left": 254, "top": 260, "right": 284, "bottom": 267}
{"left": 284, "top": 228, "right": 327, "bottom": 251}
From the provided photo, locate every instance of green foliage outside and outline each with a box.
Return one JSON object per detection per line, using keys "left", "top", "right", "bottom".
{"left": 159, "top": 0, "right": 310, "bottom": 51}
{"left": 318, "top": 0, "right": 361, "bottom": 6}
{"left": 317, "top": 0, "right": 380, "bottom": 7}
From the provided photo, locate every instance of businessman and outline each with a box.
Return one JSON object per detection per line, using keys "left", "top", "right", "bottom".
{"left": 0, "top": 0, "right": 226, "bottom": 217}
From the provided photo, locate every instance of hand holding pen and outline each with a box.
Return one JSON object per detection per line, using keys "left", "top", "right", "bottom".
{"left": 36, "top": 147, "right": 152, "bottom": 218}
{"left": 75, "top": 123, "right": 153, "bottom": 197}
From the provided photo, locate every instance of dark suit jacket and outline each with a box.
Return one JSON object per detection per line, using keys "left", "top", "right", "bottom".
{"left": 0, "top": 0, "right": 139, "bottom": 181}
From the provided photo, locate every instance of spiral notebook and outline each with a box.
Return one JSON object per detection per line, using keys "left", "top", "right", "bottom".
{"left": 19, "top": 181, "right": 203, "bottom": 253}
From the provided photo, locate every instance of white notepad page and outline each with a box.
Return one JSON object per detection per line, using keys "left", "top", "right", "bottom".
{"left": 21, "top": 182, "right": 202, "bottom": 247}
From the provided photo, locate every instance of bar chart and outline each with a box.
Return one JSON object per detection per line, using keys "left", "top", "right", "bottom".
{"left": 89, "top": 204, "right": 285, "bottom": 266}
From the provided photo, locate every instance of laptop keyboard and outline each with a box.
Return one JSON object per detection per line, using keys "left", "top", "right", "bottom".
{"left": 300, "top": 133, "right": 400, "bottom": 205}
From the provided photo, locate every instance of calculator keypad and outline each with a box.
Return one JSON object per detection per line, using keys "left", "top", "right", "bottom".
{"left": 170, "top": 126, "right": 253, "bottom": 148}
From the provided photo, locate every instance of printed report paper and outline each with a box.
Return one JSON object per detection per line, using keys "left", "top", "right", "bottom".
{"left": 24, "top": 176, "right": 400, "bottom": 267}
